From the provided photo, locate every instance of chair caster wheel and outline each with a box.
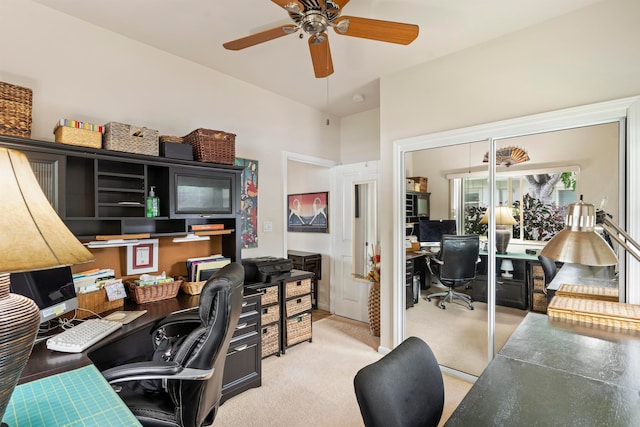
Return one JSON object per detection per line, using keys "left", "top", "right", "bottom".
{"left": 439, "top": 304, "right": 446, "bottom": 310}
{"left": 470, "top": 306, "right": 474, "bottom": 310}
{"left": 426, "top": 297, "right": 431, "bottom": 302}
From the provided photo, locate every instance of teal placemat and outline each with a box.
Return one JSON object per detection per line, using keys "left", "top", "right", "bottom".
{"left": 2, "top": 365, "right": 141, "bottom": 426}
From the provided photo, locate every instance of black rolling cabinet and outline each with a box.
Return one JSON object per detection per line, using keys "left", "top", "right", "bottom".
{"left": 221, "top": 291, "right": 262, "bottom": 403}
{"left": 244, "top": 282, "right": 281, "bottom": 359}
{"left": 287, "top": 250, "right": 321, "bottom": 308}
{"left": 281, "top": 270, "right": 314, "bottom": 353}
{"left": 472, "top": 254, "right": 530, "bottom": 310}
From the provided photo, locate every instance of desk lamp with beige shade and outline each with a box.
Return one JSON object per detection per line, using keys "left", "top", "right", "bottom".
{"left": 480, "top": 204, "right": 518, "bottom": 254}
{"left": 0, "top": 148, "right": 94, "bottom": 426}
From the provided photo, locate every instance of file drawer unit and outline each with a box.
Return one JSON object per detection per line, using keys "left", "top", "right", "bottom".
{"left": 287, "top": 251, "right": 321, "bottom": 308}
{"left": 245, "top": 282, "right": 281, "bottom": 358}
{"left": 282, "top": 271, "right": 314, "bottom": 353}
{"left": 221, "top": 291, "right": 262, "bottom": 403}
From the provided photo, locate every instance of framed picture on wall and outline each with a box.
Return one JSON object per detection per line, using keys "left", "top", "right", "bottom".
{"left": 126, "top": 239, "right": 159, "bottom": 275}
{"left": 287, "top": 192, "right": 329, "bottom": 233}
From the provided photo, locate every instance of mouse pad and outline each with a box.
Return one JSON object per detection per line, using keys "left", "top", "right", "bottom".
{"left": 103, "top": 310, "right": 147, "bottom": 324}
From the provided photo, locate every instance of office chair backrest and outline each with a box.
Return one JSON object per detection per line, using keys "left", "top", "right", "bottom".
{"left": 167, "top": 262, "right": 244, "bottom": 426}
{"left": 354, "top": 336, "right": 444, "bottom": 427}
{"left": 438, "top": 234, "right": 480, "bottom": 284}
{"left": 538, "top": 254, "right": 558, "bottom": 285}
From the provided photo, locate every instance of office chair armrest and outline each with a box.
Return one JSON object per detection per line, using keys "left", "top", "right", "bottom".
{"left": 153, "top": 309, "right": 200, "bottom": 331}
{"left": 102, "top": 361, "right": 214, "bottom": 384}
{"left": 432, "top": 258, "right": 444, "bottom": 265}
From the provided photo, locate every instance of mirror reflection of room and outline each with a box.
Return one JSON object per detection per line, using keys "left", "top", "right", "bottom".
{"left": 403, "top": 122, "right": 620, "bottom": 377}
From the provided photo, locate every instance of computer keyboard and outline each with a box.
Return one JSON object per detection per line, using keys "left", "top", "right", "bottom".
{"left": 46, "top": 318, "right": 122, "bottom": 353}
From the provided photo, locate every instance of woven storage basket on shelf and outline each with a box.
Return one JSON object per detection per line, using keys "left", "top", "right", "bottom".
{"left": 128, "top": 280, "right": 181, "bottom": 304}
{"left": 76, "top": 289, "right": 124, "bottom": 319}
{"left": 261, "top": 324, "right": 280, "bottom": 358}
{"left": 548, "top": 296, "right": 640, "bottom": 331}
{"left": 181, "top": 280, "right": 205, "bottom": 295}
{"left": 54, "top": 126, "right": 102, "bottom": 149}
{"left": 285, "top": 294, "right": 312, "bottom": 317}
{"left": 286, "top": 312, "right": 312, "bottom": 346}
{"left": 159, "top": 135, "right": 184, "bottom": 144}
{"left": 261, "top": 305, "right": 280, "bottom": 325}
{"left": 103, "top": 121, "right": 159, "bottom": 156}
{"left": 367, "top": 282, "right": 380, "bottom": 337}
{"left": 260, "top": 285, "right": 279, "bottom": 306}
{"left": 183, "top": 128, "right": 236, "bottom": 164}
{"left": 0, "top": 82, "right": 32, "bottom": 138}
{"left": 285, "top": 278, "right": 312, "bottom": 299}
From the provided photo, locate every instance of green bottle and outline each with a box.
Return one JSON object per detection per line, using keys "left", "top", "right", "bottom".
{"left": 146, "top": 186, "right": 159, "bottom": 218}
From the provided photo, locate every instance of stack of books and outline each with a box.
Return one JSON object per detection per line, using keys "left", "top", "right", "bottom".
{"left": 186, "top": 254, "right": 231, "bottom": 282}
{"left": 133, "top": 277, "right": 175, "bottom": 287}
{"left": 72, "top": 269, "right": 116, "bottom": 294}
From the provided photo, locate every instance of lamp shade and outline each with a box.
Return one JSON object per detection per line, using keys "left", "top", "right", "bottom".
{"left": 540, "top": 198, "right": 617, "bottom": 266}
{"left": 480, "top": 205, "right": 517, "bottom": 226}
{"left": 0, "top": 148, "right": 94, "bottom": 422}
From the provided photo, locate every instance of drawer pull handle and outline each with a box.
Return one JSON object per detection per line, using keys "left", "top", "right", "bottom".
{"left": 242, "top": 301, "right": 248, "bottom": 307}
{"left": 233, "top": 344, "right": 248, "bottom": 352}
{"left": 297, "top": 298, "right": 302, "bottom": 303}
{"left": 236, "top": 322, "right": 248, "bottom": 329}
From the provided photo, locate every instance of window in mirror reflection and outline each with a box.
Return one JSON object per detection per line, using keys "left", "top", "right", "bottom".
{"left": 460, "top": 169, "right": 577, "bottom": 242}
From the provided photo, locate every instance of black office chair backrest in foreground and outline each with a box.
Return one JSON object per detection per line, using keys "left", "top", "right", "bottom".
{"left": 538, "top": 254, "right": 558, "bottom": 293}
{"left": 438, "top": 234, "right": 480, "bottom": 285}
{"left": 354, "top": 336, "right": 444, "bottom": 427}
{"left": 102, "top": 263, "right": 245, "bottom": 427}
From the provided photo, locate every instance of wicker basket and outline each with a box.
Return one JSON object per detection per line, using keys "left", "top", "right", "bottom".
{"left": 284, "top": 278, "right": 312, "bottom": 299}
{"left": 76, "top": 289, "right": 124, "bottom": 319}
{"left": 0, "top": 82, "right": 32, "bottom": 138}
{"left": 54, "top": 126, "right": 102, "bottom": 149}
{"left": 103, "top": 121, "right": 159, "bottom": 156}
{"left": 260, "top": 285, "right": 279, "bottom": 306}
{"left": 128, "top": 280, "right": 181, "bottom": 304}
{"left": 367, "top": 282, "right": 380, "bottom": 336}
{"left": 286, "top": 312, "right": 312, "bottom": 346}
{"left": 261, "top": 305, "right": 280, "bottom": 325}
{"left": 261, "top": 324, "right": 280, "bottom": 358}
{"left": 181, "top": 280, "right": 205, "bottom": 295}
{"left": 183, "top": 128, "right": 235, "bottom": 164}
{"left": 285, "top": 294, "right": 312, "bottom": 317}
{"left": 548, "top": 296, "right": 640, "bottom": 331}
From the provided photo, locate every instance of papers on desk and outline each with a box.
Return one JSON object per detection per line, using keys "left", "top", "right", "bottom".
{"left": 186, "top": 254, "right": 230, "bottom": 282}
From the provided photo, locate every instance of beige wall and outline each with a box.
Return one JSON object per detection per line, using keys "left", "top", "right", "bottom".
{"left": 379, "top": 0, "right": 640, "bottom": 349}
{"left": 0, "top": 0, "right": 340, "bottom": 260}
{"left": 340, "top": 109, "right": 380, "bottom": 164}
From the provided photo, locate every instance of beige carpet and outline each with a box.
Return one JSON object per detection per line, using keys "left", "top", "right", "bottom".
{"left": 214, "top": 315, "right": 472, "bottom": 427}
{"left": 407, "top": 287, "right": 527, "bottom": 377}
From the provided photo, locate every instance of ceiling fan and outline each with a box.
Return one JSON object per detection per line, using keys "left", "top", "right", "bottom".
{"left": 223, "top": 0, "right": 419, "bottom": 78}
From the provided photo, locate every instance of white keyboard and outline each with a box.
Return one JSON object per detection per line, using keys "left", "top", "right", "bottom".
{"left": 46, "top": 318, "right": 122, "bottom": 353}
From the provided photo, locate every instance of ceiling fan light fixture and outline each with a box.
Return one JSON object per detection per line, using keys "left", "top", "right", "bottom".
{"left": 284, "top": 2, "right": 301, "bottom": 14}
{"left": 302, "top": 11, "right": 329, "bottom": 35}
{"left": 335, "top": 19, "right": 350, "bottom": 34}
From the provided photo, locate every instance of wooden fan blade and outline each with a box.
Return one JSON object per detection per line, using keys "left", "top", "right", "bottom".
{"left": 308, "top": 34, "right": 334, "bottom": 78}
{"left": 223, "top": 25, "right": 297, "bottom": 50}
{"left": 271, "top": 0, "right": 304, "bottom": 11}
{"left": 333, "top": 0, "right": 350, "bottom": 9}
{"left": 334, "top": 16, "right": 418, "bottom": 45}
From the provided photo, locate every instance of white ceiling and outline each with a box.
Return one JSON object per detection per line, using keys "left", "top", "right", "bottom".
{"left": 33, "top": 0, "right": 603, "bottom": 117}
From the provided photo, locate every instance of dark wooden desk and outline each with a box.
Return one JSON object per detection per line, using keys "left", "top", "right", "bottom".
{"left": 445, "top": 312, "right": 640, "bottom": 426}
{"left": 21, "top": 294, "right": 200, "bottom": 384}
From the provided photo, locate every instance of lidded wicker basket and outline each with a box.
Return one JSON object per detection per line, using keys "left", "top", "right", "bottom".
{"left": 0, "top": 82, "right": 32, "bottom": 138}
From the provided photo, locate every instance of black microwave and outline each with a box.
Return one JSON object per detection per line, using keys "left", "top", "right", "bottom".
{"left": 169, "top": 168, "right": 235, "bottom": 218}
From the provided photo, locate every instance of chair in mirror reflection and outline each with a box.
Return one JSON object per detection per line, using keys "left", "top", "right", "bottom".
{"left": 427, "top": 234, "right": 480, "bottom": 310}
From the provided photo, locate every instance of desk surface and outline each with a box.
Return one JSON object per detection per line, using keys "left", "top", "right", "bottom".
{"left": 446, "top": 312, "right": 640, "bottom": 426}
{"left": 548, "top": 262, "right": 618, "bottom": 292}
{"left": 21, "top": 293, "right": 200, "bottom": 384}
{"left": 4, "top": 365, "right": 141, "bottom": 426}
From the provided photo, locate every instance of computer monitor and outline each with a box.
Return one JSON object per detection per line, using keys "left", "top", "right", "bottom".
{"left": 10, "top": 266, "right": 78, "bottom": 324}
{"left": 418, "top": 219, "right": 457, "bottom": 245}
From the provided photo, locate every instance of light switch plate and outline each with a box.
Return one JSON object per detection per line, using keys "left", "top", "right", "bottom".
{"left": 263, "top": 221, "right": 273, "bottom": 232}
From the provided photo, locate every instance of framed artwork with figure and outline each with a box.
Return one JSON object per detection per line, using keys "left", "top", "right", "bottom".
{"left": 287, "top": 192, "right": 329, "bottom": 233}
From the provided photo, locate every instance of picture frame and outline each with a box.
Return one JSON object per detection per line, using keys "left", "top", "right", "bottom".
{"left": 126, "top": 238, "right": 159, "bottom": 275}
{"left": 287, "top": 192, "right": 329, "bottom": 233}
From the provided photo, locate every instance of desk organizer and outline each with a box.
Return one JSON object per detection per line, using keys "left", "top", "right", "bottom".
{"left": 0, "top": 81, "right": 32, "bottom": 138}
{"left": 103, "top": 121, "right": 159, "bottom": 156}
{"left": 128, "top": 280, "right": 181, "bottom": 304}
{"left": 555, "top": 284, "right": 619, "bottom": 302}
{"left": 180, "top": 280, "right": 205, "bottom": 295}
{"left": 547, "top": 296, "right": 640, "bottom": 330}
{"left": 77, "top": 289, "right": 124, "bottom": 319}
{"left": 183, "top": 128, "right": 235, "bottom": 164}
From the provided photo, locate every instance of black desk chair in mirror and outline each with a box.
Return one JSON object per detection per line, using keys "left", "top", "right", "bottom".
{"left": 427, "top": 234, "right": 480, "bottom": 310}
{"left": 101, "top": 263, "right": 245, "bottom": 427}
{"left": 538, "top": 254, "right": 558, "bottom": 294}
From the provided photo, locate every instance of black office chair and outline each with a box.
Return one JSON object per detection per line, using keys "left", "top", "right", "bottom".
{"left": 102, "top": 263, "right": 244, "bottom": 427}
{"left": 538, "top": 254, "right": 558, "bottom": 294}
{"left": 354, "top": 336, "right": 444, "bottom": 427}
{"left": 427, "top": 234, "right": 479, "bottom": 310}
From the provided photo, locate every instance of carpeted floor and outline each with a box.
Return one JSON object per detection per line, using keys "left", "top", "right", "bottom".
{"left": 407, "top": 286, "right": 528, "bottom": 377}
{"left": 214, "top": 314, "right": 472, "bottom": 426}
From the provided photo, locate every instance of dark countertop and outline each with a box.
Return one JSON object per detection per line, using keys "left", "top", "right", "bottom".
{"left": 548, "top": 263, "right": 618, "bottom": 292}
{"left": 445, "top": 312, "right": 640, "bottom": 426}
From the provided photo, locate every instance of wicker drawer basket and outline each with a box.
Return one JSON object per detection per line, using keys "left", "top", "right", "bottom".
{"left": 285, "top": 294, "right": 312, "bottom": 317}
{"left": 183, "top": 128, "right": 235, "bottom": 164}
{"left": 261, "top": 304, "right": 280, "bottom": 325}
{"left": 285, "top": 278, "right": 312, "bottom": 299}
{"left": 0, "top": 81, "right": 32, "bottom": 138}
{"left": 103, "top": 121, "right": 159, "bottom": 156}
{"left": 286, "top": 312, "right": 312, "bottom": 346}
{"left": 260, "top": 285, "right": 279, "bottom": 306}
{"left": 128, "top": 280, "right": 181, "bottom": 304}
{"left": 261, "top": 323, "right": 280, "bottom": 358}
{"left": 54, "top": 126, "right": 102, "bottom": 149}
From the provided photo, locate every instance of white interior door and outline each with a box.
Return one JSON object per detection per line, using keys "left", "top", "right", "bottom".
{"left": 331, "top": 161, "right": 379, "bottom": 321}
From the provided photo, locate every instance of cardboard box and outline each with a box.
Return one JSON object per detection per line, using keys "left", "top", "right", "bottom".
{"left": 408, "top": 176, "right": 428, "bottom": 192}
